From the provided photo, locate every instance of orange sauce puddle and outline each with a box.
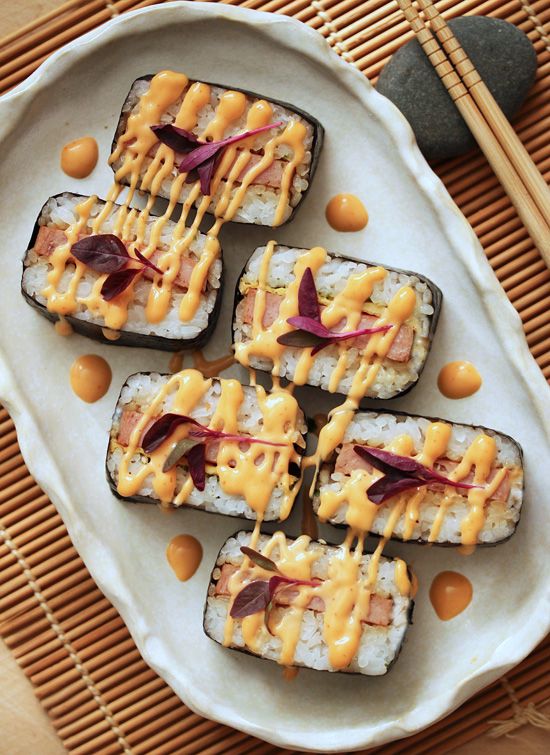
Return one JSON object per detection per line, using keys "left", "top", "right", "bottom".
{"left": 325, "top": 193, "right": 369, "bottom": 232}
{"left": 192, "top": 350, "right": 235, "bottom": 378}
{"left": 60, "top": 136, "right": 98, "bottom": 178}
{"left": 169, "top": 352, "right": 184, "bottom": 373}
{"left": 70, "top": 354, "right": 111, "bottom": 403}
{"left": 438, "top": 361, "right": 481, "bottom": 399}
{"left": 430, "top": 571, "right": 472, "bottom": 620}
{"left": 166, "top": 534, "right": 203, "bottom": 581}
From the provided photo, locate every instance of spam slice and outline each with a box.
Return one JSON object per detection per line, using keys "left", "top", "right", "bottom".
{"left": 233, "top": 244, "right": 441, "bottom": 399}
{"left": 111, "top": 73, "right": 323, "bottom": 227}
{"left": 21, "top": 193, "right": 221, "bottom": 350}
{"left": 106, "top": 370, "right": 306, "bottom": 521}
{"left": 313, "top": 410, "right": 524, "bottom": 545}
{"left": 204, "top": 530, "right": 413, "bottom": 675}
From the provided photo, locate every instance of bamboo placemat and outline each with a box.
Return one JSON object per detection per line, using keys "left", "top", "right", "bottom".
{"left": 1, "top": 1, "right": 549, "bottom": 753}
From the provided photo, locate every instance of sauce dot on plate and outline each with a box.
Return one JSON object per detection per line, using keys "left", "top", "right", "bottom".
{"left": 61, "top": 136, "right": 99, "bottom": 178}
{"left": 438, "top": 361, "right": 481, "bottom": 399}
{"left": 70, "top": 355, "right": 112, "bottom": 403}
{"left": 325, "top": 194, "right": 369, "bottom": 232}
{"left": 166, "top": 534, "right": 203, "bottom": 581}
{"left": 430, "top": 571, "right": 473, "bottom": 621}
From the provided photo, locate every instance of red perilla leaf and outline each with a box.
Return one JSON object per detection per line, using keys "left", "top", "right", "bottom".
{"left": 353, "top": 445, "right": 480, "bottom": 504}
{"left": 230, "top": 572, "right": 320, "bottom": 620}
{"left": 240, "top": 546, "right": 280, "bottom": 573}
{"left": 100, "top": 268, "right": 141, "bottom": 301}
{"left": 71, "top": 234, "right": 129, "bottom": 273}
{"left": 186, "top": 443, "right": 206, "bottom": 491}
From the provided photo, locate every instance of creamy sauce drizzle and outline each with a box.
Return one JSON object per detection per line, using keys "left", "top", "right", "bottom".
{"left": 430, "top": 571, "right": 472, "bottom": 620}
{"left": 54, "top": 317, "right": 73, "bottom": 336}
{"left": 60, "top": 136, "right": 98, "bottom": 178}
{"left": 325, "top": 194, "right": 369, "bottom": 232}
{"left": 44, "top": 71, "right": 308, "bottom": 335}
{"left": 70, "top": 354, "right": 111, "bottom": 402}
{"left": 438, "top": 361, "right": 482, "bottom": 399}
{"left": 166, "top": 534, "right": 203, "bottom": 581}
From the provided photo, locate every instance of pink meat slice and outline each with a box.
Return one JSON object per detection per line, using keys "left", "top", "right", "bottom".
{"left": 34, "top": 226, "right": 71, "bottom": 256}
{"left": 142, "top": 250, "right": 201, "bottom": 291}
{"left": 335, "top": 443, "right": 511, "bottom": 503}
{"left": 214, "top": 563, "right": 393, "bottom": 626}
{"left": 241, "top": 288, "right": 413, "bottom": 363}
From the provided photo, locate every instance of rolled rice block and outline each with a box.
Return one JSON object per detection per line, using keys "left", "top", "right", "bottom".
{"left": 204, "top": 531, "right": 413, "bottom": 676}
{"left": 107, "top": 370, "right": 306, "bottom": 521}
{"left": 112, "top": 75, "right": 323, "bottom": 226}
{"left": 21, "top": 193, "right": 221, "bottom": 350}
{"left": 233, "top": 245, "right": 441, "bottom": 399}
{"left": 313, "top": 410, "right": 524, "bottom": 546}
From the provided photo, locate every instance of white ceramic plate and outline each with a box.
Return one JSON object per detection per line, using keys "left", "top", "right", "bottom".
{"left": 0, "top": 2, "right": 548, "bottom": 751}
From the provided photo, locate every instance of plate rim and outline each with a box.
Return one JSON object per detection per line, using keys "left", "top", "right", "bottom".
{"left": 0, "top": 1, "right": 549, "bottom": 751}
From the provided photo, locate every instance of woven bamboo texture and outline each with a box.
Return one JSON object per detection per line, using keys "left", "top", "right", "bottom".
{"left": 0, "top": 1, "right": 549, "bottom": 753}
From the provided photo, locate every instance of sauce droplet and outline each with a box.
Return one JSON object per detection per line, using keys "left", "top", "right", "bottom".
{"left": 438, "top": 361, "right": 482, "bottom": 399}
{"left": 169, "top": 352, "right": 184, "bottom": 373}
{"left": 70, "top": 355, "right": 112, "bottom": 403}
{"left": 54, "top": 317, "right": 73, "bottom": 337}
{"left": 325, "top": 194, "right": 369, "bottom": 232}
{"left": 166, "top": 534, "right": 203, "bottom": 581}
{"left": 101, "top": 327, "right": 120, "bottom": 342}
{"left": 60, "top": 136, "right": 99, "bottom": 178}
{"left": 430, "top": 571, "right": 472, "bottom": 621}
{"left": 282, "top": 666, "right": 299, "bottom": 681}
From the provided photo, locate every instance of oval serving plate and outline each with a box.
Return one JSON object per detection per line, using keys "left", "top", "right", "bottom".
{"left": 0, "top": 2, "right": 549, "bottom": 751}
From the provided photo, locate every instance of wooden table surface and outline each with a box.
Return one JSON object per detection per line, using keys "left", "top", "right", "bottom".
{"left": 0, "top": 2, "right": 548, "bottom": 754}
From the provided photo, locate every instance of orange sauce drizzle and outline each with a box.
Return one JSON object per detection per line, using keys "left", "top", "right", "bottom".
{"left": 430, "top": 571, "right": 473, "bottom": 620}
{"left": 438, "top": 361, "right": 482, "bottom": 399}
{"left": 60, "top": 136, "right": 98, "bottom": 178}
{"left": 166, "top": 534, "right": 203, "bottom": 581}
{"left": 70, "top": 354, "right": 111, "bottom": 403}
{"left": 54, "top": 317, "right": 73, "bottom": 336}
{"left": 325, "top": 194, "right": 369, "bottom": 232}
{"left": 192, "top": 350, "right": 235, "bottom": 378}
{"left": 43, "top": 71, "right": 309, "bottom": 335}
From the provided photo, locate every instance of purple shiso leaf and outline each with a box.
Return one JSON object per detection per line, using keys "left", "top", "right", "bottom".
{"left": 268, "top": 575, "right": 320, "bottom": 592}
{"left": 278, "top": 316, "right": 392, "bottom": 355}
{"left": 353, "top": 445, "right": 480, "bottom": 504}
{"left": 297, "top": 267, "right": 321, "bottom": 321}
{"left": 177, "top": 121, "right": 283, "bottom": 174}
{"left": 186, "top": 443, "right": 206, "bottom": 491}
{"left": 197, "top": 155, "right": 218, "bottom": 196}
{"left": 142, "top": 413, "right": 287, "bottom": 455}
{"left": 100, "top": 268, "right": 141, "bottom": 301}
{"left": 276, "top": 330, "right": 326, "bottom": 349}
{"left": 150, "top": 124, "right": 200, "bottom": 153}
{"left": 230, "top": 580, "right": 271, "bottom": 618}
{"left": 71, "top": 234, "right": 129, "bottom": 273}
{"left": 134, "top": 248, "right": 163, "bottom": 276}
{"left": 286, "top": 315, "right": 331, "bottom": 338}
{"left": 240, "top": 547, "right": 280, "bottom": 574}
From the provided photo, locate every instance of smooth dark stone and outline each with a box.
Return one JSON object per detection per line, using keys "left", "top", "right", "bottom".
{"left": 376, "top": 17, "right": 537, "bottom": 161}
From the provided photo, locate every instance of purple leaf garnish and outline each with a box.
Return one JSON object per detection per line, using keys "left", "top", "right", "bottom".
{"left": 240, "top": 546, "right": 280, "bottom": 573}
{"left": 277, "top": 268, "right": 393, "bottom": 354}
{"left": 151, "top": 123, "right": 200, "bottom": 152}
{"left": 142, "top": 413, "right": 288, "bottom": 455}
{"left": 186, "top": 443, "right": 206, "bottom": 491}
{"left": 230, "top": 573, "right": 320, "bottom": 620}
{"left": 71, "top": 234, "right": 129, "bottom": 273}
{"left": 101, "top": 268, "right": 141, "bottom": 301}
{"left": 134, "top": 248, "right": 163, "bottom": 275}
{"left": 353, "top": 445, "right": 480, "bottom": 504}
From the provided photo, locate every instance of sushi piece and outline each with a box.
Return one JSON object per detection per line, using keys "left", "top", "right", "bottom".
{"left": 111, "top": 73, "right": 323, "bottom": 227}
{"left": 106, "top": 369, "right": 306, "bottom": 521}
{"left": 21, "top": 193, "right": 222, "bottom": 350}
{"left": 313, "top": 410, "right": 524, "bottom": 546}
{"left": 233, "top": 244, "right": 441, "bottom": 399}
{"left": 204, "top": 530, "right": 413, "bottom": 675}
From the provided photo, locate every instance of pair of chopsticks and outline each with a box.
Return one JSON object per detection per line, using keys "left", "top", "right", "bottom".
{"left": 395, "top": 0, "right": 550, "bottom": 267}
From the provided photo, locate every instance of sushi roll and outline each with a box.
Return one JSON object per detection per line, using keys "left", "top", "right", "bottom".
{"left": 111, "top": 72, "right": 323, "bottom": 227}
{"left": 106, "top": 369, "right": 306, "bottom": 521}
{"left": 233, "top": 243, "right": 441, "bottom": 399}
{"left": 204, "top": 530, "right": 413, "bottom": 675}
{"left": 313, "top": 410, "right": 524, "bottom": 546}
{"left": 21, "top": 194, "right": 222, "bottom": 350}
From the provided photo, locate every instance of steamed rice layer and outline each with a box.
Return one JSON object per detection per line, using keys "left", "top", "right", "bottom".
{"left": 204, "top": 531, "right": 411, "bottom": 675}
{"left": 22, "top": 194, "right": 220, "bottom": 339}
{"left": 314, "top": 411, "right": 523, "bottom": 544}
{"left": 107, "top": 373, "right": 306, "bottom": 520}
{"left": 234, "top": 245, "right": 435, "bottom": 398}
{"left": 113, "top": 78, "right": 316, "bottom": 226}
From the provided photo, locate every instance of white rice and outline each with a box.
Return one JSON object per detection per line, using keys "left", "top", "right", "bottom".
{"left": 22, "top": 194, "right": 221, "bottom": 340}
{"left": 314, "top": 411, "right": 523, "bottom": 544}
{"left": 107, "top": 373, "right": 306, "bottom": 521}
{"left": 234, "top": 245, "right": 437, "bottom": 398}
{"left": 112, "top": 77, "right": 318, "bottom": 226}
{"left": 204, "top": 531, "right": 411, "bottom": 675}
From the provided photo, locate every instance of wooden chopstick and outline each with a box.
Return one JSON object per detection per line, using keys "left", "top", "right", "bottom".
{"left": 395, "top": 0, "right": 550, "bottom": 267}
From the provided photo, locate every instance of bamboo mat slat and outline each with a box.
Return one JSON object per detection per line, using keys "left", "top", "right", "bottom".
{"left": 1, "top": 1, "right": 550, "bottom": 753}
